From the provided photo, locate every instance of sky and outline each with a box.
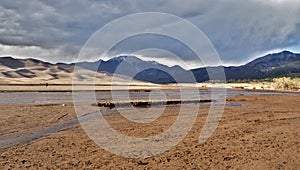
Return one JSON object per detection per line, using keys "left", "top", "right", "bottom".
{"left": 0, "top": 0, "right": 300, "bottom": 69}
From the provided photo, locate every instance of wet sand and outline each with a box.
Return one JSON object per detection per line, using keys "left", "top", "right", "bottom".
{"left": 0, "top": 94, "right": 300, "bottom": 169}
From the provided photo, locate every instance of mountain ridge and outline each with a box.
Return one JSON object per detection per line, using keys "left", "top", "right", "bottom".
{"left": 1, "top": 51, "right": 300, "bottom": 84}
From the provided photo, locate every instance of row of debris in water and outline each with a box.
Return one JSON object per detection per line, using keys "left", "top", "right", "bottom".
{"left": 96, "top": 99, "right": 214, "bottom": 108}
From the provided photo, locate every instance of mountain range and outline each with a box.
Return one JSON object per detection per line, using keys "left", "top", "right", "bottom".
{"left": 1, "top": 51, "right": 299, "bottom": 84}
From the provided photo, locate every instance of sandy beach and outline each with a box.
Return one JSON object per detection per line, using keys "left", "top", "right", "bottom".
{"left": 0, "top": 92, "right": 299, "bottom": 169}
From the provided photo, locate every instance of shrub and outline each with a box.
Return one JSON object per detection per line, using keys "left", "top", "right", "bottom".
{"left": 272, "top": 77, "right": 299, "bottom": 90}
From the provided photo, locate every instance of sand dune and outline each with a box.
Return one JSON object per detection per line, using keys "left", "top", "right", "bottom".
{"left": 0, "top": 57, "right": 157, "bottom": 88}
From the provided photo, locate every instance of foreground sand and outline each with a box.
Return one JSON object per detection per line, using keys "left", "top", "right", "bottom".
{"left": 1, "top": 94, "right": 300, "bottom": 169}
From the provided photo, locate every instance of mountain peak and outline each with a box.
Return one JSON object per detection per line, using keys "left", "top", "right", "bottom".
{"left": 113, "top": 55, "right": 143, "bottom": 63}
{"left": 247, "top": 50, "right": 299, "bottom": 67}
{"left": 269, "top": 50, "right": 296, "bottom": 58}
{"left": 109, "top": 55, "right": 164, "bottom": 66}
{"left": 282, "top": 50, "right": 292, "bottom": 53}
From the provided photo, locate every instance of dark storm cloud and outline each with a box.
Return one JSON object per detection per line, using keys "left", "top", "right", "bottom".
{"left": 0, "top": 0, "right": 299, "bottom": 67}
{"left": 193, "top": 0, "right": 300, "bottom": 65}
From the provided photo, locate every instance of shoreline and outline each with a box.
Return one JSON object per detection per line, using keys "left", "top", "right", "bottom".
{"left": 0, "top": 82, "right": 299, "bottom": 92}
{"left": 0, "top": 86, "right": 298, "bottom": 93}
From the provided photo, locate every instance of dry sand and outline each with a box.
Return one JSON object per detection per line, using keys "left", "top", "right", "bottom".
{"left": 0, "top": 94, "right": 300, "bottom": 169}
{"left": 0, "top": 59, "right": 163, "bottom": 92}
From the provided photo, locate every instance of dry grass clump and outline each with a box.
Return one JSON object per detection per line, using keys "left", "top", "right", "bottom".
{"left": 272, "top": 77, "right": 299, "bottom": 90}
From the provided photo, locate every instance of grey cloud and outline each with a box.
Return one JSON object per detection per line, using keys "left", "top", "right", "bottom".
{"left": 192, "top": 0, "right": 300, "bottom": 65}
{"left": 0, "top": 0, "right": 300, "bottom": 67}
